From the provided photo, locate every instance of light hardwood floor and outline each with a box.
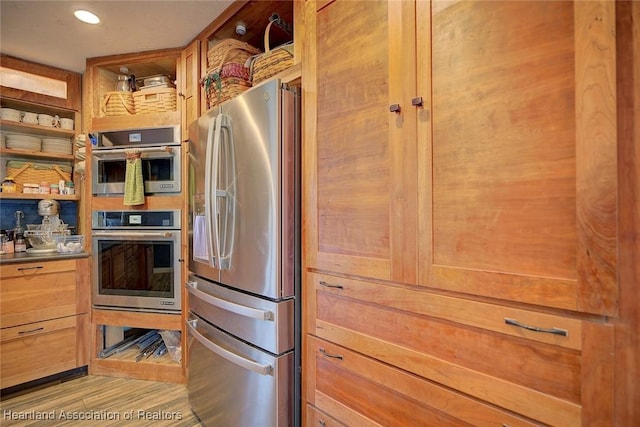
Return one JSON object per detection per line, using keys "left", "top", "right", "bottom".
{"left": 0, "top": 375, "right": 203, "bottom": 426}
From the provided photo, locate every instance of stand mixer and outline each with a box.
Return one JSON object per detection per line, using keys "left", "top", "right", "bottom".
{"left": 23, "top": 199, "right": 69, "bottom": 253}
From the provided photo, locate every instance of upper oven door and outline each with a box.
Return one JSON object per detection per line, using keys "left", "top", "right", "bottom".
{"left": 91, "top": 145, "right": 181, "bottom": 195}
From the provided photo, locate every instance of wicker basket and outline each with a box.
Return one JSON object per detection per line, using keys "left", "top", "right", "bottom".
{"left": 6, "top": 160, "right": 72, "bottom": 193}
{"left": 203, "top": 45, "right": 254, "bottom": 109}
{"left": 101, "top": 91, "right": 135, "bottom": 116}
{"left": 206, "top": 39, "right": 261, "bottom": 75}
{"left": 202, "top": 73, "right": 252, "bottom": 110}
{"left": 133, "top": 87, "right": 177, "bottom": 114}
{"left": 250, "top": 20, "right": 294, "bottom": 85}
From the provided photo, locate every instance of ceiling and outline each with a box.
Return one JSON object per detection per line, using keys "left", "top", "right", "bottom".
{"left": 0, "top": 1, "right": 236, "bottom": 74}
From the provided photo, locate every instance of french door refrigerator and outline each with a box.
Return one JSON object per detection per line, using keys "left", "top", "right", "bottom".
{"left": 187, "top": 79, "right": 300, "bottom": 427}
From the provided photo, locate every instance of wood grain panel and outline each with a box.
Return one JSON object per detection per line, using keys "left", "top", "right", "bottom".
{"left": 432, "top": 0, "right": 576, "bottom": 278}
{"left": 309, "top": 336, "right": 543, "bottom": 427}
{"left": 316, "top": 0, "right": 389, "bottom": 259}
{"left": 574, "top": 0, "right": 618, "bottom": 314}
{"left": 316, "top": 291, "right": 580, "bottom": 403}
{"left": 0, "top": 318, "right": 77, "bottom": 389}
{"left": 1, "top": 270, "right": 76, "bottom": 328}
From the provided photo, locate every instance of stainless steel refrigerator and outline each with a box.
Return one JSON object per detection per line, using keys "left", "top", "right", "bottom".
{"left": 187, "top": 79, "right": 300, "bottom": 427}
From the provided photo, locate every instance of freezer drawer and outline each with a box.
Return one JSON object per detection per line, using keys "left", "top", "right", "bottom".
{"left": 187, "top": 313, "right": 293, "bottom": 427}
{"left": 187, "top": 274, "right": 294, "bottom": 354}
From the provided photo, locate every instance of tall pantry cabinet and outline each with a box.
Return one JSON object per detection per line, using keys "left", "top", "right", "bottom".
{"left": 302, "top": 1, "right": 637, "bottom": 426}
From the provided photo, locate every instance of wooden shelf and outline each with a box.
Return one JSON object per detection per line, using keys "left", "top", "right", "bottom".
{"left": 0, "top": 193, "right": 79, "bottom": 201}
{"left": 0, "top": 120, "right": 76, "bottom": 138}
{"left": 90, "top": 357, "right": 184, "bottom": 383}
{"left": 0, "top": 147, "right": 74, "bottom": 161}
{"left": 91, "top": 111, "right": 180, "bottom": 132}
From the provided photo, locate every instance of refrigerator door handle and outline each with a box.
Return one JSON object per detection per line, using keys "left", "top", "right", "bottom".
{"left": 187, "top": 319, "right": 273, "bottom": 376}
{"left": 186, "top": 281, "right": 274, "bottom": 321}
{"left": 205, "top": 114, "right": 222, "bottom": 268}
{"left": 217, "top": 114, "right": 236, "bottom": 270}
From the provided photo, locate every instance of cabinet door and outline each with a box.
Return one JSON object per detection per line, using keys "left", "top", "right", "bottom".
{"left": 419, "top": 1, "right": 618, "bottom": 315}
{"left": 180, "top": 39, "right": 200, "bottom": 139}
{"left": 303, "top": 0, "right": 417, "bottom": 283}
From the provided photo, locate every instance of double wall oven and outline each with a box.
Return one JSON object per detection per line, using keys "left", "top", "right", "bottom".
{"left": 90, "top": 125, "right": 183, "bottom": 313}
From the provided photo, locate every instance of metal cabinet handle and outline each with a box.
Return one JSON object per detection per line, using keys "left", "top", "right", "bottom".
{"left": 504, "top": 318, "right": 568, "bottom": 337}
{"left": 411, "top": 96, "right": 424, "bottom": 107}
{"left": 17, "top": 266, "right": 43, "bottom": 271}
{"left": 319, "top": 347, "right": 343, "bottom": 360}
{"left": 319, "top": 280, "right": 344, "bottom": 290}
{"left": 19, "top": 327, "right": 44, "bottom": 335}
{"left": 389, "top": 103, "right": 401, "bottom": 113}
{"left": 319, "top": 421, "right": 326, "bottom": 427}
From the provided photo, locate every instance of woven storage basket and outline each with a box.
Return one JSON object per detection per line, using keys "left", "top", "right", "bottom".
{"left": 203, "top": 46, "right": 254, "bottom": 109}
{"left": 206, "top": 39, "right": 261, "bottom": 75}
{"left": 6, "top": 160, "right": 72, "bottom": 193}
{"left": 133, "top": 87, "right": 177, "bottom": 114}
{"left": 251, "top": 20, "right": 294, "bottom": 85}
{"left": 101, "top": 91, "right": 135, "bottom": 116}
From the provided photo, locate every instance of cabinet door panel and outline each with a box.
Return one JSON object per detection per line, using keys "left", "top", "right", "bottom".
{"left": 304, "top": 0, "right": 417, "bottom": 283}
{"left": 420, "top": 0, "right": 617, "bottom": 314}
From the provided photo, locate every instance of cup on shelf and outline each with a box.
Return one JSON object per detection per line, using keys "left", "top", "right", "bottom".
{"left": 37, "top": 113, "right": 59, "bottom": 127}
{"left": 21, "top": 112, "right": 38, "bottom": 124}
{"left": 59, "top": 118, "right": 74, "bottom": 130}
{"left": 0, "top": 108, "right": 21, "bottom": 122}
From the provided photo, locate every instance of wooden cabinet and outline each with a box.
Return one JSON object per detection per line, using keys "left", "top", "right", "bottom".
{"left": 421, "top": 0, "right": 617, "bottom": 316}
{"left": 83, "top": 47, "right": 193, "bottom": 384}
{"left": 0, "top": 257, "right": 90, "bottom": 389}
{"left": 302, "top": 0, "right": 636, "bottom": 425}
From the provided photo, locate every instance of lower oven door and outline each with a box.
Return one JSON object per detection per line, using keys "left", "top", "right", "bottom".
{"left": 187, "top": 313, "right": 293, "bottom": 427}
{"left": 91, "top": 230, "right": 181, "bottom": 312}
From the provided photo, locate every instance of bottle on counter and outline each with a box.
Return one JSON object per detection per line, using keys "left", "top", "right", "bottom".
{"left": 13, "top": 211, "right": 26, "bottom": 253}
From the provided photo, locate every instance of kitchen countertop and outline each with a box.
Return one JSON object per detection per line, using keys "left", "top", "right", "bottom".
{"left": 0, "top": 251, "right": 89, "bottom": 265}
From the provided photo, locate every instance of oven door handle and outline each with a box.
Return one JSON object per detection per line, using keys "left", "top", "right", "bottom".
{"left": 92, "top": 146, "right": 176, "bottom": 156}
{"left": 186, "top": 281, "right": 274, "bottom": 321}
{"left": 92, "top": 231, "right": 175, "bottom": 238}
{"left": 187, "top": 319, "right": 273, "bottom": 376}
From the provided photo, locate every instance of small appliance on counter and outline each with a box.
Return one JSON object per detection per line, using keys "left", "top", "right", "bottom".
{"left": 22, "top": 199, "right": 70, "bottom": 254}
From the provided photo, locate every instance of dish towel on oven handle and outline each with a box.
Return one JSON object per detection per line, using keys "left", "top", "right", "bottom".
{"left": 123, "top": 149, "right": 144, "bottom": 205}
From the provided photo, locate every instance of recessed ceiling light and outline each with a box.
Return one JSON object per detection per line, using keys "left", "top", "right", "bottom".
{"left": 74, "top": 10, "right": 100, "bottom": 25}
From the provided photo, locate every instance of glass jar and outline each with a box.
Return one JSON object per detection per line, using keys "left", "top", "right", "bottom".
{"left": 50, "top": 184, "right": 59, "bottom": 194}
{"left": 2, "top": 178, "right": 16, "bottom": 193}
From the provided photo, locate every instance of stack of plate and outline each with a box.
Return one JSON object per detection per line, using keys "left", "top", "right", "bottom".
{"left": 6, "top": 134, "right": 41, "bottom": 151}
{"left": 42, "top": 138, "right": 72, "bottom": 154}
{"left": 0, "top": 133, "right": 6, "bottom": 148}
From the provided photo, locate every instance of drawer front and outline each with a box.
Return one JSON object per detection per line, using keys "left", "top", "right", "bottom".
{"left": 306, "top": 336, "right": 541, "bottom": 427}
{"left": 1, "top": 269, "right": 76, "bottom": 328}
{"left": 306, "top": 404, "right": 346, "bottom": 427}
{"left": 1, "top": 316, "right": 77, "bottom": 389}
{"left": 0, "top": 259, "right": 75, "bottom": 279}
{"left": 306, "top": 272, "right": 583, "bottom": 426}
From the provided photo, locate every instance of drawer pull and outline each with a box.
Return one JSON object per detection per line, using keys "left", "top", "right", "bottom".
{"left": 504, "top": 318, "right": 568, "bottom": 337}
{"left": 17, "top": 266, "right": 44, "bottom": 271}
{"left": 319, "top": 280, "right": 344, "bottom": 290}
{"left": 18, "top": 327, "right": 44, "bottom": 335}
{"left": 319, "top": 348, "right": 343, "bottom": 360}
{"left": 319, "top": 421, "right": 326, "bottom": 427}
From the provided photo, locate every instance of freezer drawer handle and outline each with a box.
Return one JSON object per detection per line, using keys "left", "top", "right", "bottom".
{"left": 186, "top": 281, "right": 275, "bottom": 321}
{"left": 187, "top": 320, "right": 273, "bottom": 376}
{"left": 504, "top": 318, "right": 568, "bottom": 337}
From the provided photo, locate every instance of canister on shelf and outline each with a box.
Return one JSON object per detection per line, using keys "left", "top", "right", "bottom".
{"left": 2, "top": 178, "right": 16, "bottom": 193}
{"left": 50, "top": 184, "right": 59, "bottom": 194}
